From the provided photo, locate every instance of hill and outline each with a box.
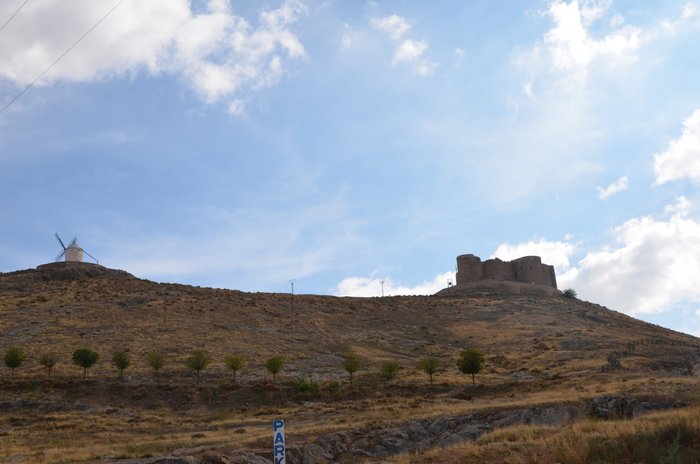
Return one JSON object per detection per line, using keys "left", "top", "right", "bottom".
{"left": 1, "top": 263, "right": 699, "bottom": 463}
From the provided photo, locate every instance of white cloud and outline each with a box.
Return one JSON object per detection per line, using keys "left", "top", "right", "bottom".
{"left": 370, "top": 13, "right": 435, "bottom": 76}
{"left": 370, "top": 15, "right": 411, "bottom": 40}
{"left": 390, "top": 39, "right": 436, "bottom": 75}
{"left": 491, "top": 239, "right": 575, "bottom": 275}
{"left": 227, "top": 98, "right": 246, "bottom": 116}
{"left": 653, "top": 109, "right": 700, "bottom": 185}
{"left": 609, "top": 13, "right": 625, "bottom": 28}
{"left": 0, "top": 0, "right": 307, "bottom": 110}
{"left": 454, "top": 47, "right": 466, "bottom": 68}
{"left": 597, "top": 175, "right": 629, "bottom": 199}
{"left": 561, "top": 196, "right": 700, "bottom": 315}
{"left": 516, "top": 0, "right": 697, "bottom": 103}
{"left": 665, "top": 195, "right": 692, "bottom": 217}
{"left": 334, "top": 271, "right": 455, "bottom": 297}
{"left": 392, "top": 39, "right": 428, "bottom": 65}
{"left": 544, "top": 0, "right": 641, "bottom": 74}
{"left": 341, "top": 23, "right": 354, "bottom": 49}
{"left": 489, "top": 198, "right": 700, "bottom": 317}
{"left": 682, "top": 2, "right": 697, "bottom": 19}
{"left": 413, "top": 60, "right": 437, "bottom": 76}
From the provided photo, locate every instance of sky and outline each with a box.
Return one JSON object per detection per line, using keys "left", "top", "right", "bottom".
{"left": 2, "top": 0, "right": 700, "bottom": 336}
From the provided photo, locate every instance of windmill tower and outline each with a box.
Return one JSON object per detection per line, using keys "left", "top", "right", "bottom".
{"left": 55, "top": 233, "right": 98, "bottom": 264}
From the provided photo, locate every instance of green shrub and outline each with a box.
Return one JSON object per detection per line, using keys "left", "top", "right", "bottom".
{"left": 266, "top": 355, "right": 285, "bottom": 383}
{"left": 111, "top": 351, "right": 130, "bottom": 378}
{"left": 39, "top": 352, "right": 57, "bottom": 379}
{"left": 72, "top": 348, "right": 99, "bottom": 380}
{"left": 326, "top": 380, "right": 341, "bottom": 396}
{"left": 224, "top": 354, "right": 245, "bottom": 382}
{"left": 417, "top": 356, "right": 441, "bottom": 385}
{"left": 293, "top": 376, "right": 319, "bottom": 399}
{"left": 4, "top": 346, "right": 26, "bottom": 380}
{"left": 185, "top": 350, "right": 210, "bottom": 381}
{"left": 341, "top": 350, "right": 363, "bottom": 385}
{"left": 146, "top": 352, "right": 165, "bottom": 383}
{"left": 563, "top": 288, "right": 577, "bottom": 298}
{"left": 457, "top": 348, "right": 484, "bottom": 385}
{"left": 380, "top": 360, "right": 402, "bottom": 382}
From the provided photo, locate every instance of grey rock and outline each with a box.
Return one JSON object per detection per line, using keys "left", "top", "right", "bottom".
{"left": 226, "top": 452, "right": 271, "bottom": 464}
{"left": 286, "top": 444, "right": 332, "bottom": 464}
{"left": 591, "top": 396, "right": 635, "bottom": 419}
{"left": 148, "top": 457, "right": 201, "bottom": 464}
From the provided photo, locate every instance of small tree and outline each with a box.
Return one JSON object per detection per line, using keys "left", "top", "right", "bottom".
{"left": 266, "top": 355, "right": 285, "bottom": 383}
{"left": 39, "top": 352, "right": 57, "bottom": 379}
{"left": 380, "top": 360, "right": 402, "bottom": 382}
{"left": 72, "top": 348, "right": 99, "bottom": 380}
{"left": 457, "top": 349, "right": 484, "bottom": 385}
{"left": 563, "top": 288, "right": 577, "bottom": 299}
{"left": 341, "top": 350, "right": 363, "bottom": 385}
{"left": 417, "top": 356, "right": 441, "bottom": 385}
{"left": 147, "top": 352, "right": 165, "bottom": 384}
{"left": 111, "top": 351, "right": 130, "bottom": 378}
{"left": 224, "top": 354, "right": 245, "bottom": 382}
{"left": 4, "top": 346, "right": 26, "bottom": 380}
{"left": 185, "top": 349, "right": 210, "bottom": 381}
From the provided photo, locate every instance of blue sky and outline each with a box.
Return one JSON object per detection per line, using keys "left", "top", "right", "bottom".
{"left": 2, "top": 0, "right": 700, "bottom": 336}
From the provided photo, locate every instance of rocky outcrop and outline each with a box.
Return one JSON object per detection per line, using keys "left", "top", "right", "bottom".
{"left": 0, "top": 262, "right": 135, "bottom": 288}
{"left": 117, "top": 397, "right": 683, "bottom": 464}
{"left": 305, "top": 403, "right": 584, "bottom": 462}
{"left": 590, "top": 396, "right": 635, "bottom": 419}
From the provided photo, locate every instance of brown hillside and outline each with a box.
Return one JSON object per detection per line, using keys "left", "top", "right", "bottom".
{"left": 1, "top": 263, "right": 699, "bottom": 463}
{"left": 1, "top": 263, "right": 697, "bottom": 379}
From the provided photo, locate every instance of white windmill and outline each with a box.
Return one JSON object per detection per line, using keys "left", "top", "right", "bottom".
{"left": 55, "top": 233, "right": 99, "bottom": 264}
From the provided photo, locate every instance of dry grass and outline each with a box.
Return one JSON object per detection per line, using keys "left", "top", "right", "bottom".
{"left": 1, "top": 266, "right": 700, "bottom": 462}
{"left": 386, "top": 405, "right": 700, "bottom": 464}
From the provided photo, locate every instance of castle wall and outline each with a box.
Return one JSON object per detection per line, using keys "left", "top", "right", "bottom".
{"left": 546, "top": 265, "right": 557, "bottom": 288}
{"left": 511, "top": 256, "right": 544, "bottom": 284}
{"left": 455, "top": 254, "right": 558, "bottom": 289}
{"left": 482, "top": 259, "right": 515, "bottom": 281}
{"left": 456, "top": 254, "right": 483, "bottom": 284}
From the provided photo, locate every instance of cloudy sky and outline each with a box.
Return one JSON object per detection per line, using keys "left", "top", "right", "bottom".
{"left": 2, "top": 0, "right": 700, "bottom": 335}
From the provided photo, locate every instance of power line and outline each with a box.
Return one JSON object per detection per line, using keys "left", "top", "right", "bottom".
{"left": 0, "top": 0, "right": 29, "bottom": 34}
{"left": 0, "top": 0, "right": 126, "bottom": 116}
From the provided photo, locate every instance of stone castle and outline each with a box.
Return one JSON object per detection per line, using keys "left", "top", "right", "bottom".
{"left": 455, "top": 254, "right": 557, "bottom": 289}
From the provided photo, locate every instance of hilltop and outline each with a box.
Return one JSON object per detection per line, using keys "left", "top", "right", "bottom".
{"left": 1, "top": 263, "right": 699, "bottom": 463}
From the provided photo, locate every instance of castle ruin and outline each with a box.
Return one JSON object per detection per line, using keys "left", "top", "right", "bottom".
{"left": 455, "top": 254, "right": 557, "bottom": 289}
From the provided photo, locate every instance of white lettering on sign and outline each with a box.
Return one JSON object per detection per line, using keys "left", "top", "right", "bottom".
{"left": 273, "top": 419, "right": 286, "bottom": 464}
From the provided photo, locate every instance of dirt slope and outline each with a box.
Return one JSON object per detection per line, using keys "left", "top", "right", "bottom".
{"left": 1, "top": 263, "right": 699, "bottom": 463}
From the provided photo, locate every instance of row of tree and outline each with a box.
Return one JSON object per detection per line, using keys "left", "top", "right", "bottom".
{"left": 3, "top": 346, "right": 485, "bottom": 385}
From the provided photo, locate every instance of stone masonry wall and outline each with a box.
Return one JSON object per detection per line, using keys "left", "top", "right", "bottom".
{"left": 456, "top": 254, "right": 557, "bottom": 289}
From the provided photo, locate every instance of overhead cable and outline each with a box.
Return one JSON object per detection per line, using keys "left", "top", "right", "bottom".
{"left": 0, "top": 0, "right": 30, "bottom": 34}
{"left": 0, "top": 0, "right": 126, "bottom": 116}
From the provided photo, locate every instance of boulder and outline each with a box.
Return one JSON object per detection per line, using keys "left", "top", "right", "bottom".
{"left": 591, "top": 396, "right": 635, "bottom": 419}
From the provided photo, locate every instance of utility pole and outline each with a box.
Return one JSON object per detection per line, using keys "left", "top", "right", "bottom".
{"left": 380, "top": 280, "right": 384, "bottom": 297}
{"left": 289, "top": 279, "right": 296, "bottom": 310}
{"left": 161, "top": 289, "right": 167, "bottom": 327}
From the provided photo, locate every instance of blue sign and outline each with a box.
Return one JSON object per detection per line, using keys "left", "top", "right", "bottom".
{"left": 273, "top": 419, "right": 286, "bottom": 464}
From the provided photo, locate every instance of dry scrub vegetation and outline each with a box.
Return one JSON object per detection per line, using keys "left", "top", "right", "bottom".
{"left": 1, "top": 264, "right": 699, "bottom": 462}
{"left": 390, "top": 402, "right": 700, "bottom": 463}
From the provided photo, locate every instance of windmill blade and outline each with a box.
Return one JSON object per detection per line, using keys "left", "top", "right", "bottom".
{"left": 55, "top": 250, "right": 66, "bottom": 261}
{"left": 55, "top": 233, "right": 66, "bottom": 250}
{"left": 83, "top": 249, "right": 99, "bottom": 264}
{"left": 68, "top": 237, "right": 78, "bottom": 248}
